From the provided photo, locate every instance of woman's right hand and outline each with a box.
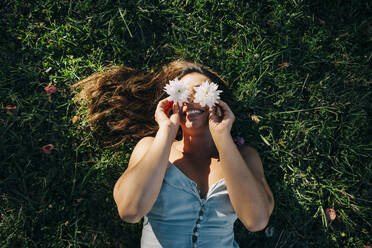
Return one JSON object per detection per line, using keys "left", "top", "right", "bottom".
{"left": 155, "top": 97, "right": 180, "bottom": 138}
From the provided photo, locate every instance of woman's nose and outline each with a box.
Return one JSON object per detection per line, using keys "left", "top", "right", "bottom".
{"left": 187, "top": 90, "right": 196, "bottom": 103}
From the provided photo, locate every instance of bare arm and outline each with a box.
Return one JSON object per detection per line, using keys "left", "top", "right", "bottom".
{"left": 239, "top": 146, "right": 274, "bottom": 217}
{"left": 208, "top": 100, "right": 274, "bottom": 231}
{"left": 113, "top": 98, "right": 180, "bottom": 223}
{"left": 216, "top": 136, "right": 274, "bottom": 231}
{"left": 113, "top": 127, "right": 174, "bottom": 223}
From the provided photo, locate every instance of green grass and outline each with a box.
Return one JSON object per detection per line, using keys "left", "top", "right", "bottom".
{"left": 1, "top": 0, "right": 371, "bottom": 247}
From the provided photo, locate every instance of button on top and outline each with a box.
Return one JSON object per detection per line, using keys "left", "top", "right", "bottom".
{"left": 197, "top": 224, "right": 201, "bottom": 228}
{"left": 199, "top": 216, "right": 204, "bottom": 220}
{"left": 192, "top": 235, "right": 198, "bottom": 243}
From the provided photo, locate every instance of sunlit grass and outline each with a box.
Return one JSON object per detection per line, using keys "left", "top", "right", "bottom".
{"left": 1, "top": 0, "right": 371, "bottom": 247}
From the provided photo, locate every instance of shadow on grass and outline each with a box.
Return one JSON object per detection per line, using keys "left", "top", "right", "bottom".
{"left": 230, "top": 117, "right": 336, "bottom": 248}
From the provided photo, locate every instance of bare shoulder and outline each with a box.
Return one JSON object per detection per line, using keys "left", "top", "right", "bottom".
{"left": 127, "top": 136, "right": 155, "bottom": 169}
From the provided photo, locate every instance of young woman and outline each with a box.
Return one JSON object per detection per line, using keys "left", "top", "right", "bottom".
{"left": 73, "top": 60, "right": 274, "bottom": 247}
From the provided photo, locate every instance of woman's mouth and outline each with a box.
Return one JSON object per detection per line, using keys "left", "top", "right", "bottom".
{"left": 184, "top": 109, "right": 205, "bottom": 118}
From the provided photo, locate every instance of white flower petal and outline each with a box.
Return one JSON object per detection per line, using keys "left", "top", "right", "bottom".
{"left": 193, "top": 80, "right": 222, "bottom": 107}
{"left": 163, "top": 78, "right": 190, "bottom": 105}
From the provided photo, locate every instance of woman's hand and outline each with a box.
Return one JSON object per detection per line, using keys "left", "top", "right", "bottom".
{"left": 208, "top": 100, "right": 235, "bottom": 139}
{"left": 155, "top": 97, "right": 180, "bottom": 138}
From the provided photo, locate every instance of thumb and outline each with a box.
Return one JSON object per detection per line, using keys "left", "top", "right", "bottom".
{"left": 170, "top": 103, "right": 180, "bottom": 123}
{"left": 209, "top": 106, "right": 218, "bottom": 122}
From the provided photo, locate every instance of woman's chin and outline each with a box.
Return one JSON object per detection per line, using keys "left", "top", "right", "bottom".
{"left": 179, "top": 112, "right": 209, "bottom": 131}
{"left": 183, "top": 119, "right": 208, "bottom": 130}
{"left": 185, "top": 121, "right": 198, "bottom": 129}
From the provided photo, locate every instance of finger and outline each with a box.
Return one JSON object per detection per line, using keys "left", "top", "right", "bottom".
{"left": 158, "top": 97, "right": 174, "bottom": 114}
{"left": 215, "top": 100, "right": 233, "bottom": 119}
{"left": 170, "top": 103, "right": 180, "bottom": 123}
{"left": 216, "top": 105, "right": 223, "bottom": 120}
{"left": 159, "top": 97, "right": 173, "bottom": 106}
{"left": 208, "top": 106, "right": 218, "bottom": 122}
{"left": 164, "top": 100, "right": 174, "bottom": 113}
{"left": 172, "top": 102, "right": 179, "bottom": 114}
{"left": 168, "top": 102, "right": 179, "bottom": 116}
{"left": 156, "top": 98, "right": 173, "bottom": 120}
{"left": 216, "top": 99, "right": 232, "bottom": 112}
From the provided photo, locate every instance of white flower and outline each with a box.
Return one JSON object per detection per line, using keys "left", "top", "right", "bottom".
{"left": 163, "top": 78, "right": 191, "bottom": 106}
{"left": 193, "top": 80, "right": 222, "bottom": 107}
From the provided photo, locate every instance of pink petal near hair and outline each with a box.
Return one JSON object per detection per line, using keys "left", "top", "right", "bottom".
{"left": 5, "top": 105, "right": 17, "bottom": 114}
{"left": 44, "top": 82, "right": 57, "bottom": 94}
{"left": 325, "top": 208, "right": 336, "bottom": 221}
{"left": 41, "top": 144, "right": 54, "bottom": 154}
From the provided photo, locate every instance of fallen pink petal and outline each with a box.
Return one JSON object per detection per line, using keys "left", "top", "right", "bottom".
{"left": 278, "top": 62, "right": 290, "bottom": 67}
{"left": 44, "top": 83, "right": 57, "bottom": 94}
{"left": 326, "top": 208, "right": 336, "bottom": 221}
{"left": 5, "top": 105, "right": 17, "bottom": 114}
{"left": 41, "top": 144, "right": 54, "bottom": 154}
{"left": 233, "top": 136, "right": 245, "bottom": 146}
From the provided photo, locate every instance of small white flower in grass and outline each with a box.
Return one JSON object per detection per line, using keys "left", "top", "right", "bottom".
{"left": 193, "top": 81, "right": 222, "bottom": 108}
{"left": 163, "top": 78, "right": 191, "bottom": 106}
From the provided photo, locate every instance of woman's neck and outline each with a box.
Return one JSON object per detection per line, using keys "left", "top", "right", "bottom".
{"left": 177, "top": 129, "right": 219, "bottom": 160}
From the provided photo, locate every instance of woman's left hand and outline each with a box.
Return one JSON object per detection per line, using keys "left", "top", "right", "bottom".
{"left": 208, "top": 100, "right": 235, "bottom": 138}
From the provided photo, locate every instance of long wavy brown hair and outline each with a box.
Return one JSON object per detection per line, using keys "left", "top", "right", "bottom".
{"left": 71, "top": 60, "right": 229, "bottom": 148}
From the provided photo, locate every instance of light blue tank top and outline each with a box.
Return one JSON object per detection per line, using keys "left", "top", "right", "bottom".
{"left": 140, "top": 163, "right": 240, "bottom": 248}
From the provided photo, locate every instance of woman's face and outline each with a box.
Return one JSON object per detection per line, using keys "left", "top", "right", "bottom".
{"left": 178, "top": 72, "right": 211, "bottom": 131}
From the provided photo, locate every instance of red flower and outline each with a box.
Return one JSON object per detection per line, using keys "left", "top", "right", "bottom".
{"left": 326, "top": 208, "right": 336, "bottom": 221}
{"left": 40, "top": 144, "right": 54, "bottom": 154}
{"left": 278, "top": 62, "right": 291, "bottom": 67}
{"left": 5, "top": 105, "right": 17, "bottom": 114}
{"left": 363, "top": 246, "right": 371, "bottom": 248}
{"left": 164, "top": 100, "right": 174, "bottom": 113}
{"left": 44, "top": 83, "right": 57, "bottom": 94}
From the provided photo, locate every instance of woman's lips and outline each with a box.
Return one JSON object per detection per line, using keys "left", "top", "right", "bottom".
{"left": 184, "top": 109, "right": 205, "bottom": 119}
